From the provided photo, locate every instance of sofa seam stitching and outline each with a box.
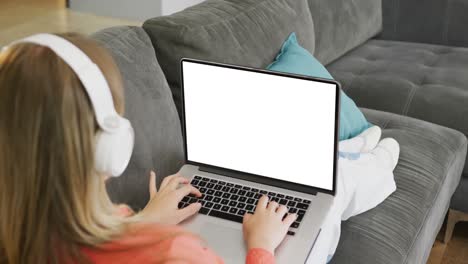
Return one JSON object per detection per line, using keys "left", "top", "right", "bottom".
{"left": 402, "top": 49, "right": 443, "bottom": 115}
{"left": 382, "top": 118, "right": 391, "bottom": 130}
{"left": 145, "top": 0, "right": 287, "bottom": 32}
{"left": 402, "top": 84, "right": 417, "bottom": 116}
{"left": 99, "top": 27, "right": 137, "bottom": 46}
{"left": 344, "top": 71, "right": 358, "bottom": 94}
{"left": 190, "top": 0, "right": 274, "bottom": 30}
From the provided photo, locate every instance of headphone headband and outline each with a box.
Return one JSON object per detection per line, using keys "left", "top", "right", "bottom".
{"left": 3, "top": 34, "right": 134, "bottom": 177}
{"left": 5, "top": 33, "right": 121, "bottom": 132}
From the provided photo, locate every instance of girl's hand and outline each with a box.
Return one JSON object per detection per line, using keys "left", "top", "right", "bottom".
{"left": 242, "top": 195, "right": 297, "bottom": 254}
{"left": 115, "top": 204, "right": 135, "bottom": 217}
{"left": 138, "top": 171, "right": 202, "bottom": 225}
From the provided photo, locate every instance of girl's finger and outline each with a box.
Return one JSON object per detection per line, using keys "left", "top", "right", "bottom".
{"left": 282, "top": 213, "right": 298, "bottom": 227}
{"left": 255, "top": 195, "right": 269, "bottom": 213}
{"left": 176, "top": 184, "right": 202, "bottom": 199}
{"left": 176, "top": 203, "right": 202, "bottom": 223}
{"left": 160, "top": 174, "right": 177, "bottom": 189}
{"left": 167, "top": 175, "right": 190, "bottom": 190}
{"left": 149, "top": 171, "right": 157, "bottom": 198}
{"left": 243, "top": 213, "right": 252, "bottom": 224}
{"left": 267, "top": 201, "right": 279, "bottom": 211}
{"left": 276, "top": 205, "right": 288, "bottom": 218}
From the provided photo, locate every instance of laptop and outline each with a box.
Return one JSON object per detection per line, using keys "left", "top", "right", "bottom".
{"left": 177, "top": 58, "right": 340, "bottom": 264}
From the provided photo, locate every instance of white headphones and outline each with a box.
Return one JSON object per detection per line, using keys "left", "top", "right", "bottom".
{"left": 3, "top": 34, "right": 134, "bottom": 177}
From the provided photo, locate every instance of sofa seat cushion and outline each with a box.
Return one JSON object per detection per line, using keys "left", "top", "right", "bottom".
{"left": 330, "top": 108, "right": 467, "bottom": 264}
{"left": 328, "top": 39, "right": 468, "bottom": 177}
{"left": 92, "top": 27, "right": 185, "bottom": 210}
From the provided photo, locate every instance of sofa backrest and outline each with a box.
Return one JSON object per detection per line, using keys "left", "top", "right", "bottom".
{"left": 142, "top": 0, "right": 316, "bottom": 118}
{"left": 380, "top": 0, "right": 468, "bottom": 48}
{"left": 92, "top": 26, "right": 184, "bottom": 210}
{"left": 308, "top": 0, "right": 382, "bottom": 65}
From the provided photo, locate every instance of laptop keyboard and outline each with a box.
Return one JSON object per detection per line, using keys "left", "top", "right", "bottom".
{"left": 178, "top": 175, "right": 312, "bottom": 236}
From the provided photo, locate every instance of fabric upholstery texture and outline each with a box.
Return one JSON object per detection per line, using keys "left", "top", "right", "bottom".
{"left": 143, "top": 0, "right": 315, "bottom": 118}
{"left": 89, "top": 1, "right": 468, "bottom": 261}
{"left": 330, "top": 108, "right": 467, "bottom": 264}
{"left": 92, "top": 27, "right": 184, "bottom": 210}
{"left": 307, "top": 0, "right": 382, "bottom": 64}
{"left": 328, "top": 39, "right": 468, "bottom": 179}
{"left": 381, "top": 0, "right": 468, "bottom": 48}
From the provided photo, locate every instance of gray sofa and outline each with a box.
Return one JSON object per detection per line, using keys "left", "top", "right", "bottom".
{"left": 92, "top": 0, "right": 468, "bottom": 263}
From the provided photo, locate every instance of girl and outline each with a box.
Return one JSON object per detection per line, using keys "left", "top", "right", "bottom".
{"left": 0, "top": 33, "right": 296, "bottom": 264}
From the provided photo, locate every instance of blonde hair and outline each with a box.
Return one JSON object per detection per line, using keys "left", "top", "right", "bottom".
{"left": 0, "top": 33, "right": 127, "bottom": 263}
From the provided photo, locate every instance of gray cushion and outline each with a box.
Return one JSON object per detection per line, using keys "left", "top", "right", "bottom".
{"left": 308, "top": 0, "right": 382, "bottom": 65}
{"left": 92, "top": 26, "right": 184, "bottom": 210}
{"left": 330, "top": 108, "right": 467, "bottom": 264}
{"left": 143, "top": 0, "right": 315, "bottom": 117}
{"left": 381, "top": 0, "right": 468, "bottom": 48}
{"left": 328, "top": 39, "right": 468, "bottom": 178}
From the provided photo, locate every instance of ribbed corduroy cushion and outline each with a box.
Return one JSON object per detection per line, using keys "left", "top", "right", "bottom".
{"left": 330, "top": 108, "right": 467, "bottom": 264}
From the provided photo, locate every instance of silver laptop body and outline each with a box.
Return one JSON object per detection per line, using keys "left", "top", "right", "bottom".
{"left": 177, "top": 59, "right": 340, "bottom": 264}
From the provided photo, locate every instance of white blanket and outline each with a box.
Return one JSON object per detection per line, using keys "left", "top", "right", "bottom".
{"left": 306, "top": 135, "right": 397, "bottom": 263}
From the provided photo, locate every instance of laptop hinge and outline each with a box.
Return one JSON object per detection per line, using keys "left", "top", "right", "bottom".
{"left": 198, "top": 166, "right": 244, "bottom": 179}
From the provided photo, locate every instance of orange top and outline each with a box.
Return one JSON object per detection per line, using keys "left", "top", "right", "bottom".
{"left": 82, "top": 222, "right": 275, "bottom": 264}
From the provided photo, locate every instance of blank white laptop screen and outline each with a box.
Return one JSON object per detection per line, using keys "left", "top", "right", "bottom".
{"left": 182, "top": 60, "right": 338, "bottom": 192}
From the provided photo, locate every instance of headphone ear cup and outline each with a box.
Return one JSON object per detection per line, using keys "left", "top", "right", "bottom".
{"left": 95, "top": 119, "right": 134, "bottom": 177}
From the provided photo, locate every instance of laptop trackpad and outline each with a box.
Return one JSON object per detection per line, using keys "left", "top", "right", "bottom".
{"left": 202, "top": 223, "right": 245, "bottom": 263}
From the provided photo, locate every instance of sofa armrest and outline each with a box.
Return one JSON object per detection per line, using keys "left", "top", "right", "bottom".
{"left": 379, "top": 0, "right": 468, "bottom": 48}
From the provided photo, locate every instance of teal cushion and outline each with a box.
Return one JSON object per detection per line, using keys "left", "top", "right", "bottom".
{"left": 267, "top": 33, "right": 371, "bottom": 141}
